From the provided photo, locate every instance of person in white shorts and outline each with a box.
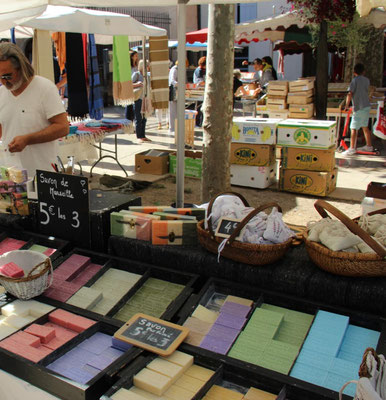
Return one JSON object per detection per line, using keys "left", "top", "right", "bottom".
{"left": 342, "top": 63, "right": 373, "bottom": 156}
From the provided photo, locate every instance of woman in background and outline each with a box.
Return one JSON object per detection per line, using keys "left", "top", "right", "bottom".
{"left": 262, "top": 56, "right": 277, "bottom": 80}
{"left": 125, "top": 51, "right": 138, "bottom": 121}
{"left": 168, "top": 61, "right": 178, "bottom": 133}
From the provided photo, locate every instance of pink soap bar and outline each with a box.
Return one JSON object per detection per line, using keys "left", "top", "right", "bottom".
{"left": 11, "top": 331, "right": 41, "bottom": 347}
{"left": 0, "top": 262, "right": 24, "bottom": 278}
{"left": 42, "top": 336, "right": 66, "bottom": 351}
{"left": 43, "top": 248, "right": 56, "bottom": 257}
{"left": 0, "top": 339, "right": 51, "bottom": 363}
{"left": 24, "top": 324, "right": 56, "bottom": 344}
{"left": 48, "top": 309, "right": 96, "bottom": 332}
{"left": 67, "top": 315, "right": 96, "bottom": 333}
{"left": 44, "top": 322, "right": 77, "bottom": 342}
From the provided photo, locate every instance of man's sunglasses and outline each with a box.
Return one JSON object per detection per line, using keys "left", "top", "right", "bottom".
{"left": 0, "top": 74, "right": 13, "bottom": 81}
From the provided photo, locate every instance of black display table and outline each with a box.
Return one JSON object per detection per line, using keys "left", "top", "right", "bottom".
{"left": 108, "top": 236, "right": 386, "bottom": 317}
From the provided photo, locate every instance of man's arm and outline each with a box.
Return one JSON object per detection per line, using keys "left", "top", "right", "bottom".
{"left": 8, "top": 112, "right": 69, "bottom": 153}
{"left": 345, "top": 91, "right": 353, "bottom": 111}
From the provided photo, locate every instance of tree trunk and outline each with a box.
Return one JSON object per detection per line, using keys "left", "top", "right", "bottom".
{"left": 201, "top": 4, "right": 235, "bottom": 202}
{"left": 315, "top": 20, "right": 328, "bottom": 119}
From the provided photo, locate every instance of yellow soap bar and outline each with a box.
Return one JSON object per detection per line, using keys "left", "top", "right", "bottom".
{"left": 164, "top": 385, "right": 195, "bottom": 400}
{"left": 183, "top": 317, "right": 212, "bottom": 335}
{"left": 225, "top": 295, "right": 254, "bottom": 308}
{"left": 111, "top": 388, "right": 147, "bottom": 400}
{"left": 184, "top": 365, "right": 215, "bottom": 382}
{"left": 243, "top": 387, "right": 277, "bottom": 400}
{"left": 161, "top": 350, "right": 194, "bottom": 371}
{"left": 130, "top": 387, "right": 167, "bottom": 400}
{"left": 192, "top": 305, "right": 218, "bottom": 324}
{"left": 146, "top": 358, "right": 184, "bottom": 381}
{"left": 205, "top": 385, "right": 244, "bottom": 400}
{"left": 134, "top": 368, "right": 172, "bottom": 396}
{"left": 174, "top": 373, "right": 205, "bottom": 393}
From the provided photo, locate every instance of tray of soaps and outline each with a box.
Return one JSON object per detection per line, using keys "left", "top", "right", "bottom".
{"left": 102, "top": 346, "right": 291, "bottom": 399}
{"left": 0, "top": 228, "right": 70, "bottom": 261}
{"left": 39, "top": 248, "right": 198, "bottom": 328}
{"left": 0, "top": 299, "right": 142, "bottom": 400}
{"left": 177, "top": 278, "right": 386, "bottom": 400}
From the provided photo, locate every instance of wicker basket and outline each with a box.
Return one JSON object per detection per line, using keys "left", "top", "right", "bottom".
{"left": 304, "top": 200, "right": 386, "bottom": 277}
{"left": 197, "top": 191, "right": 293, "bottom": 265}
{"left": 0, "top": 250, "right": 53, "bottom": 300}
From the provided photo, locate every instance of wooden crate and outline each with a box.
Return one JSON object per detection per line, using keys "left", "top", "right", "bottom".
{"left": 289, "top": 104, "right": 314, "bottom": 119}
{"left": 287, "top": 90, "right": 314, "bottom": 105}
{"left": 267, "top": 97, "right": 288, "bottom": 111}
{"left": 268, "top": 110, "right": 289, "bottom": 119}
{"left": 267, "top": 80, "right": 289, "bottom": 97}
{"left": 289, "top": 78, "right": 315, "bottom": 92}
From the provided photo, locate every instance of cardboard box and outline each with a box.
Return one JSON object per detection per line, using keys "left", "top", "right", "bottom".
{"left": 230, "top": 143, "right": 276, "bottom": 166}
{"left": 279, "top": 167, "right": 338, "bottom": 196}
{"left": 232, "top": 117, "right": 282, "bottom": 144}
{"left": 267, "top": 81, "right": 289, "bottom": 97}
{"left": 289, "top": 78, "right": 315, "bottom": 92}
{"left": 287, "top": 90, "right": 314, "bottom": 105}
{"left": 289, "top": 104, "right": 314, "bottom": 119}
{"left": 277, "top": 119, "right": 337, "bottom": 149}
{"left": 169, "top": 150, "right": 202, "bottom": 178}
{"left": 230, "top": 163, "right": 276, "bottom": 189}
{"left": 281, "top": 146, "right": 336, "bottom": 172}
{"left": 135, "top": 149, "right": 170, "bottom": 175}
{"left": 267, "top": 97, "right": 288, "bottom": 111}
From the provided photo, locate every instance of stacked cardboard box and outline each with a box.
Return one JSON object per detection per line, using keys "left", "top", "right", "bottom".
{"left": 277, "top": 119, "right": 338, "bottom": 196}
{"left": 287, "top": 78, "right": 315, "bottom": 119}
{"left": 230, "top": 117, "right": 282, "bottom": 189}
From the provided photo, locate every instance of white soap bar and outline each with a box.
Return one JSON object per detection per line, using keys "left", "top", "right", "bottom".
{"left": 185, "top": 365, "right": 215, "bottom": 382}
{"left": 163, "top": 385, "right": 195, "bottom": 400}
{"left": 129, "top": 387, "right": 168, "bottom": 399}
{"left": 192, "top": 305, "right": 218, "bottom": 324}
{"left": 161, "top": 350, "right": 194, "bottom": 372}
{"left": 174, "top": 374, "right": 205, "bottom": 393}
{"left": 3, "top": 314, "right": 33, "bottom": 329}
{"left": 146, "top": 358, "right": 184, "bottom": 381}
{"left": 111, "top": 387, "right": 148, "bottom": 400}
{"left": 2, "top": 301, "right": 30, "bottom": 317}
{"left": 67, "top": 287, "right": 103, "bottom": 310}
{"left": 0, "top": 324, "right": 17, "bottom": 340}
{"left": 134, "top": 368, "right": 172, "bottom": 396}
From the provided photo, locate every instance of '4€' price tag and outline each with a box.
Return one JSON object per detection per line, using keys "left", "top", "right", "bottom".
{"left": 215, "top": 217, "right": 244, "bottom": 240}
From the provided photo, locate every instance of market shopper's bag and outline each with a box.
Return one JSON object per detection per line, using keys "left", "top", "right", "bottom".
{"left": 304, "top": 200, "right": 386, "bottom": 277}
{"left": 197, "top": 192, "right": 294, "bottom": 265}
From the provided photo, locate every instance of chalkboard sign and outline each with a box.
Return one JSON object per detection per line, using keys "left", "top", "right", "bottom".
{"left": 114, "top": 313, "right": 189, "bottom": 356}
{"left": 215, "top": 217, "right": 244, "bottom": 240}
{"left": 36, "top": 170, "right": 90, "bottom": 247}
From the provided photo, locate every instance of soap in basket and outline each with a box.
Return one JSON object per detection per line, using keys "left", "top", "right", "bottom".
{"left": 0, "top": 262, "right": 24, "bottom": 278}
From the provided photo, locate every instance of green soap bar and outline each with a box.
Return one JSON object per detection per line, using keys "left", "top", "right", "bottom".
{"left": 29, "top": 244, "right": 49, "bottom": 253}
{"left": 145, "top": 278, "right": 169, "bottom": 290}
{"left": 275, "top": 333, "right": 304, "bottom": 347}
{"left": 243, "top": 322, "right": 279, "bottom": 339}
{"left": 249, "top": 308, "right": 284, "bottom": 326}
{"left": 228, "top": 350, "right": 260, "bottom": 364}
{"left": 260, "top": 303, "right": 314, "bottom": 324}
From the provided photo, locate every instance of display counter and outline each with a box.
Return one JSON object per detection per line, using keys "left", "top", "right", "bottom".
{"left": 108, "top": 236, "right": 386, "bottom": 317}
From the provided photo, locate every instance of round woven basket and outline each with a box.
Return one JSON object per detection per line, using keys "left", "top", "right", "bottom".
{"left": 197, "top": 191, "right": 293, "bottom": 266}
{"left": 0, "top": 250, "right": 53, "bottom": 299}
{"left": 304, "top": 200, "right": 386, "bottom": 277}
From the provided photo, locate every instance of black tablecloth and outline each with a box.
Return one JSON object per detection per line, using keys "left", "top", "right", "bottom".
{"left": 108, "top": 236, "right": 386, "bottom": 317}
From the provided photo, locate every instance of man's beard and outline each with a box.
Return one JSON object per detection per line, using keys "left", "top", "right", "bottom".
{"left": 5, "top": 78, "right": 24, "bottom": 92}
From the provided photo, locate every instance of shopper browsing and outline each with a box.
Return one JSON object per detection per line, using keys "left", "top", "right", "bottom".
{"left": 193, "top": 56, "right": 206, "bottom": 86}
{"left": 0, "top": 42, "right": 69, "bottom": 178}
{"left": 342, "top": 63, "right": 373, "bottom": 156}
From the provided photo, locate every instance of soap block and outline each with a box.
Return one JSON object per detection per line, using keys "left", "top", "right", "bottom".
{"left": 204, "top": 385, "right": 244, "bottom": 400}
{"left": 66, "top": 287, "right": 103, "bottom": 310}
{"left": 184, "top": 331, "right": 205, "bottom": 346}
{"left": 146, "top": 358, "right": 184, "bottom": 381}
{"left": 161, "top": 350, "right": 194, "bottom": 371}
{"left": 129, "top": 386, "right": 168, "bottom": 400}
{"left": 44, "top": 322, "right": 77, "bottom": 342}
{"left": 55, "top": 254, "right": 91, "bottom": 282}
{"left": 220, "top": 301, "right": 251, "bottom": 319}
{"left": 207, "top": 323, "right": 240, "bottom": 342}
{"left": 183, "top": 317, "right": 212, "bottom": 335}
{"left": 192, "top": 305, "right": 218, "bottom": 324}
{"left": 184, "top": 365, "right": 215, "bottom": 382}
{"left": 11, "top": 331, "right": 41, "bottom": 347}
{"left": 112, "top": 388, "right": 148, "bottom": 400}
{"left": 48, "top": 309, "right": 96, "bottom": 332}
{"left": 152, "top": 220, "right": 198, "bottom": 246}
{"left": 244, "top": 387, "right": 277, "bottom": 400}
{"left": 153, "top": 212, "right": 197, "bottom": 221}
{"left": 224, "top": 295, "right": 253, "bottom": 307}
{"left": 163, "top": 384, "right": 195, "bottom": 400}
{"left": 24, "top": 324, "right": 56, "bottom": 344}
{"left": 290, "top": 362, "right": 328, "bottom": 387}
{"left": 200, "top": 334, "right": 234, "bottom": 355}
{"left": 0, "top": 262, "right": 24, "bottom": 278}
{"left": 215, "top": 312, "right": 246, "bottom": 330}
{"left": 3, "top": 314, "right": 34, "bottom": 329}
{"left": 174, "top": 373, "right": 205, "bottom": 393}
{"left": 0, "top": 323, "right": 18, "bottom": 340}
{"left": 128, "top": 205, "right": 174, "bottom": 214}
{"left": 112, "top": 336, "right": 133, "bottom": 352}
{"left": 134, "top": 368, "right": 173, "bottom": 396}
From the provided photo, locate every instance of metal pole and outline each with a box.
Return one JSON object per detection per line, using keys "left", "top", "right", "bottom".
{"left": 176, "top": 1, "right": 187, "bottom": 207}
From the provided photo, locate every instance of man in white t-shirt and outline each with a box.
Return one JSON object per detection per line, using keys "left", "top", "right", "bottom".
{"left": 0, "top": 42, "right": 69, "bottom": 177}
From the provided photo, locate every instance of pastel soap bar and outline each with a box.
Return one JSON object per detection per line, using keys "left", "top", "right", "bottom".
{"left": 220, "top": 301, "right": 251, "bottom": 319}
{"left": 48, "top": 309, "right": 96, "bottom": 332}
{"left": 225, "top": 295, "right": 253, "bottom": 308}
{"left": 161, "top": 350, "right": 194, "bottom": 372}
{"left": 184, "top": 365, "right": 215, "bottom": 382}
{"left": 24, "top": 324, "right": 56, "bottom": 344}
{"left": 146, "top": 358, "right": 184, "bottom": 381}
{"left": 0, "top": 262, "right": 24, "bottom": 278}
{"left": 203, "top": 384, "right": 244, "bottom": 400}
{"left": 244, "top": 387, "right": 277, "bottom": 400}
{"left": 192, "top": 305, "right": 218, "bottom": 324}
{"left": 66, "top": 287, "right": 103, "bottom": 310}
{"left": 134, "top": 368, "right": 172, "bottom": 396}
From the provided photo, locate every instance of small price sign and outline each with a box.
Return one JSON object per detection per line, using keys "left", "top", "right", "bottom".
{"left": 114, "top": 313, "right": 189, "bottom": 356}
{"left": 215, "top": 217, "right": 244, "bottom": 240}
{"left": 36, "top": 170, "right": 90, "bottom": 247}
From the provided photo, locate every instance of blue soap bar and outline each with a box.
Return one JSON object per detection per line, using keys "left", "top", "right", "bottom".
{"left": 330, "top": 357, "right": 358, "bottom": 377}
{"left": 295, "top": 348, "right": 333, "bottom": 371}
{"left": 112, "top": 336, "right": 133, "bottom": 352}
{"left": 337, "top": 350, "right": 363, "bottom": 364}
{"left": 290, "top": 362, "right": 328, "bottom": 387}
{"left": 324, "top": 372, "right": 356, "bottom": 397}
